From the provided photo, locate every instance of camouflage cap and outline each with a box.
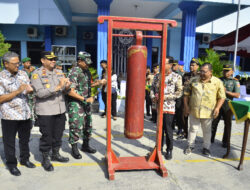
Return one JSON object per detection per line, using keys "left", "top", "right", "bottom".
{"left": 21, "top": 57, "right": 31, "bottom": 63}
{"left": 77, "top": 51, "right": 92, "bottom": 65}
{"left": 56, "top": 60, "right": 62, "bottom": 66}
{"left": 190, "top": 57, "right": 199, "bottom": 65}
{"left": 223, "top": 64, "right": 233, "bottom": 70}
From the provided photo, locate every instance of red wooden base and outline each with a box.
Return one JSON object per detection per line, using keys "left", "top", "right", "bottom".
{"left": 106, "top": 147, "right": 168, "bottom": 180}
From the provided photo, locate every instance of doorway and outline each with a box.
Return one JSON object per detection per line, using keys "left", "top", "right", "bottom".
{"left": 27, "top": 41, "right": 44, "bottom": 67}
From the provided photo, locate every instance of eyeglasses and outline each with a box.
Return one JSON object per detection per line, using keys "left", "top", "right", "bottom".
{"left": 9, "top": 62, "right": 21, "bottom": 66}
{"left": 200, "top": 70, "right": 209, "bottom": 74}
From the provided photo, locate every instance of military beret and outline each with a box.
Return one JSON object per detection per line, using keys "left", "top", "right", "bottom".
{"left": 21, "top": 57, "right": 31, "bottom": 63}
{"left": 223, "top": 64, "right": 233, "bottom": 70}
{"left": 190, "top": 57, "right": 199, "bottom": 65}
{"left": 178, "top": 60, "right": 184, "bottom": 66}
{"left": 77, "top": 51, "right": 92, "bottom": 65}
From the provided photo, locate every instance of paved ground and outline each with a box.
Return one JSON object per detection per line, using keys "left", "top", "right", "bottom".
{"left": 0, "top": 113, "right": 250, "bottom": 190}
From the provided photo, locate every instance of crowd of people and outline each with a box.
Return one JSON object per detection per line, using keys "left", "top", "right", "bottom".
{"left": 0, "top": 51, "right": 102, "bottom": 176}
{"left": 0, "top": 50, "right": 240, "bottom": 177}
{"left": 146, "top": 56, "right": 240, "bottom": 160}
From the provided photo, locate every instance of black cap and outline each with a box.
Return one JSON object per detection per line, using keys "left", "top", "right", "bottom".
{"left": 223, "top": 64, "right": 233, "bottom": 70}
{"left": 41, "top": 51, "right": 57, "bottom": 59}
{"left": 190, "top": 57, "right": 199, "bottom": 65}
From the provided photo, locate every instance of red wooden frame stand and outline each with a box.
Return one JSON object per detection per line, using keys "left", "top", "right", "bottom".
{"left": 98, "top": 16, "right": 177, "bottom": 180}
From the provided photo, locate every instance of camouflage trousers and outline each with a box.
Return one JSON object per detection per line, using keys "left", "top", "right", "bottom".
{"left": 68, "top": 101, "right": 93, "bottom": 144}
{"left": 28, "top": 93, "right": 36, "bottom": 122}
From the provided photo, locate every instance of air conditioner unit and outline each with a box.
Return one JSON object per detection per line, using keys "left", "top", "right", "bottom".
{"left": 55, "top": 26, "right": 67, "bottom": 36}
{"left": 27, "top": 27, "right": 38, "bottom": 38}
{"left": 202, "top": 33, "right": 211, "bottom": 44}
{"left": 83, "top": 32, "right": 94, "bottom": 40}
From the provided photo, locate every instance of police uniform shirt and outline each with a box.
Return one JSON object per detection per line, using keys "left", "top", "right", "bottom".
{"left": 31, "top": 66, "right": 67, "bottom": 115}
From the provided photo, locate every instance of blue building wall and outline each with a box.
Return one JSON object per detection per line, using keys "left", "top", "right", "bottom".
{"left": 0, "top": 24, "right": 45, "bottom": 42}
{"left": 77, "top": 25, "right": 97, "bottom": 52}
{"left": 168, "top": 27, "right": 181, "bottom": 60}
{"left": 53, "top": 26, "right": 77, "bottom": 46}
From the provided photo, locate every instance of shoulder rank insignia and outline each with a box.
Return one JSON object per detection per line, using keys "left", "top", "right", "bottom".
{"left": 32, "top": 74, "right": 38, "bottom": 79}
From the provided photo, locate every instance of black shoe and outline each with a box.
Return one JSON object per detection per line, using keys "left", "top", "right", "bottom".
{"left": 146, "top": 113, "right": 151, "bottom": 116}
{"left": 165, "top": 150, "right": 172, "bottom": 160}
{"left": 202, "top": 148, "right": 211, "bottom": 157}
{"left": 20, "top": 160, "right": 36, "bottom": 168}
{"left": 8, "top": 167, "right": 21, "bottom": 176}
{"left": 81, "top": 140, "right": 96, "bottom": 154}
{"left": 71, "top": 144, "right": 82, "bottom": 159}
{"left": 42, "top": 152, "right": 54, "bottom": 172}
{"left": 51, "top": 147, "right": 69, "bottom": 162}
{"left": 177, "top": 134, "right": 185, "bottom": 140}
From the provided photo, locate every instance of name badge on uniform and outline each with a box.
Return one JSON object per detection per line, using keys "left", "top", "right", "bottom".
{"left": 45, "top": 84, "right": 50, "bottom": 88}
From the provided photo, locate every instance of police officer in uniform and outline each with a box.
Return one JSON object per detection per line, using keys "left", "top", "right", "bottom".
{"left": 31, "top": 51, "right": 70, "bottom": 171}
{"left": 67, "top": 51, "right": 97, "bottom": 159}
{"left": 182, "top": 58, "right": 200, "bottom": 139}
{"left": 211, "top": 64, "right": 240, "bottom": 147}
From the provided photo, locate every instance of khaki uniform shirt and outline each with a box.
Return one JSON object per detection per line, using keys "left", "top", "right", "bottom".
{"left": 184, "top": 76, "right": 226, "bottom": 119}
{"left": 31, "top": 67, "right": 67, "bottom": 115}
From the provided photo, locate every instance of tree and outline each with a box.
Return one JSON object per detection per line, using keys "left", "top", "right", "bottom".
{"left": 0, "top": 30, "right": 11, "bottom": 69}
{"left": 198, "top": 49, "right": 233, "bottom": 78}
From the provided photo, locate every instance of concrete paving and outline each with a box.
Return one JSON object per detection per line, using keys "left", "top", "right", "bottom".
{"left": 0, "top": 113, "right": 250, "bottom": 190}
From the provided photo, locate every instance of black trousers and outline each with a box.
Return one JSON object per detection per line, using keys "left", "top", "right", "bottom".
{"left": 36, "top": 113, "right": 66, "bottom": 152}
{"left": 102, "top": 90, "right": 106, "bottom": 114}
{"left": 111, "top": 92, "right": 117, "bottom": 117}
{"left": 162, "top": 113, "right": 174, "bottom": 151}
{"left": 211, "top": 108, "right": 233, "bottom": 144}
{"left": 1, "top": 119, "right": 32, "bottom": 168}
{"left": 172, "top": 97, "right": 183, "bottom": 132}
{"left": 145, "top": 91, "right": 152, "bottom": 115}
{"left": 102, "top": 91, "right": 117, "bottom": 117}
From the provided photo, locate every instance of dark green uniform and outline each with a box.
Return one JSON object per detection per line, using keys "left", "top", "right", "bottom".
{"left": 211, "top": 77, "right": 240, "bottom": 145}
{"left": 68, "top": 66, "right": 92, "bottom": 144}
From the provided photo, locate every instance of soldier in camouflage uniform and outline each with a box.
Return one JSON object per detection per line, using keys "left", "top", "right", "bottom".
{"left": 67, "top": 51, "right": 98, "bottom": 159}
{"left": 211, "top": 64, "right": 240, "bottom": 147}
{"left": 22, "top": 57, "right": 36, "bottom": 121}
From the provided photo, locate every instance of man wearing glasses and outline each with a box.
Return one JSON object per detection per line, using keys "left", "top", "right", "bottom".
{"left": 0, "top": 52, "right": 35, "bottom": 176}
{"left": 183, "top": 63, "right": 225, "bottom": 157}
{"left": 31, "top": 51, "right": 71, "bottom": 171}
